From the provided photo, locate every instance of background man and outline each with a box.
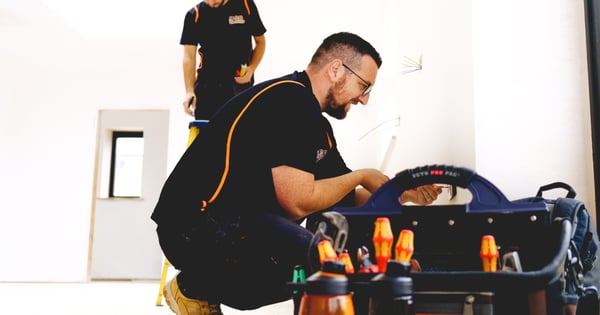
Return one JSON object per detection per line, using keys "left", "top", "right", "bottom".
{"left": 180, "top": 0, "right": 266, "bottom": 120}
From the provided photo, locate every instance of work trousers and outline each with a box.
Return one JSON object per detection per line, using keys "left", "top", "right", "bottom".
{"left": 193, "top": 81, "right": 252, "bottom": 120}
{"left": 157, "top": 211, "right": 318, "bottom": 310}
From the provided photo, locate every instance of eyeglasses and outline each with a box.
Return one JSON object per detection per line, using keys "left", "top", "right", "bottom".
{"left": 342, "top": 63, "right": 373, "bottom": 96}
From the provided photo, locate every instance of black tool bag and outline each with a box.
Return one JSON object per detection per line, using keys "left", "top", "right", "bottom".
{"left": 310, "top": 165, "right": 579, "bottom": 315}
{"left": 514, "top": 182, "right": 600, "bottom": 314}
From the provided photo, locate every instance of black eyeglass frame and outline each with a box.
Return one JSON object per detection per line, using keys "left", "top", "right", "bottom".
{"left": 342, "top": 63, "right": 373, "bottom": 96}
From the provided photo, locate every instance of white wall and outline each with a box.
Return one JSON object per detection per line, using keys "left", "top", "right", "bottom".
{"left": 0, "top": 0, "right": 594, "bottom": 282}
{"left": 91, "top": 110, "right": 169, "bottom": 280}
{"left": 0, "top": 1, "right": 188, "bottom": 282}
{"left": 472, "top": 0, "right": 594, "bottom": 204}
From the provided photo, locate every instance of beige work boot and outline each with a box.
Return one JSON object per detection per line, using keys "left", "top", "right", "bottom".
{"left": 163, "top": 276, "right": 223, "bottom": 315}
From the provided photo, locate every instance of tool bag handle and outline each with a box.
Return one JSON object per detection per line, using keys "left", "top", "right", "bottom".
{"left": 535, "top": 181, "right": 577, "bottom": 199}
{"left": 340, "top": 164, "right": 547, "bottom": 215}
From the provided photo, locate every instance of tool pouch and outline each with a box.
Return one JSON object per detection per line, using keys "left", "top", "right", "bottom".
{"left": 318, "top": 164, "right": 573, "bottom": 315}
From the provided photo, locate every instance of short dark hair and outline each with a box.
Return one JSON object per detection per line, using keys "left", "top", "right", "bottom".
{"left": 310, "top": 32, "right": 382, "bottom": 69}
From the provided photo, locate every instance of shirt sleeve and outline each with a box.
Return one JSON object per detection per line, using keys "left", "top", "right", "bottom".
{"left": 179, "top": 7, "right": 198, "bottom": 45}
{"left": 246, "top": 0, "right": 267, "bottom": 36}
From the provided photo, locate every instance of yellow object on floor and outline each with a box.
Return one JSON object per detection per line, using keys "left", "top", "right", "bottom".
{"left": 156, "top": 119, "right": 209, "bottom": 306}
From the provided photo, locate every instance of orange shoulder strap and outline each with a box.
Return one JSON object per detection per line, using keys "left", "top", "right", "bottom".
{"left": 200, "top": 80, "right": 305, "bottom": 211}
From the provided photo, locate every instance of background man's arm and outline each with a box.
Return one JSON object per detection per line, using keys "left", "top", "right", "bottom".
{"left": 182, "top": 44, "right": 197, "bottom": 116}
{"left": 235, "top": 34, "right": 266, "bottom": 84}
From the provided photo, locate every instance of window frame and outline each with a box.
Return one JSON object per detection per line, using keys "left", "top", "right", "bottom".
{"left": 108, "top": 131, "right": 144, "bottom": 198}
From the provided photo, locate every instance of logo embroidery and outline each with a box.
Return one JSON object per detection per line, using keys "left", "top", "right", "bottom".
{"left": 316, "top": 149, "right": 328, "bottom": 163}
{"left": 229, "top": 15, "right": 246, "bottom": 24}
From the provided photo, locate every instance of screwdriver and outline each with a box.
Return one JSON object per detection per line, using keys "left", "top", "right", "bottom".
{"left": 317, "top": 239, "right": 338, "bottom": 265}
{"left": 395, "top": 229, "right": 414, "bottom": 263}
{"left": 480, "top": 235, "right": 499, "bottom": 272}
{"left": 373, "top": 217, "right": 394, "bottom": 272}
{"left": 338, "top": 250, "right": 355, "bottom": 274}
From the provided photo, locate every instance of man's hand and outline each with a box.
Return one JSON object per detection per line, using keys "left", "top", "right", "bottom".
{"left": 234, "top": 66, "right": 253, "bottom": 84}
{"left": 183, "top": 93, "right": 196, "bottom": 117}
{"left": 400, "top": 184, "right": 443, "bottom": 205}
{"left": 354, "top": 169, "right": 389, "bottom": 205}
{"left": 357, "top": 168, "right": 389, "bottom": 193}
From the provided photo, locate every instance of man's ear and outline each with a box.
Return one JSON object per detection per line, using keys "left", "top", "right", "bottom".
{"left": 328, "top": 59, "right": 343, "bottom": 82}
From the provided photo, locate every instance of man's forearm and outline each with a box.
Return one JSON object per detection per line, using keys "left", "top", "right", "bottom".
{"left": 182, "top": 45, "right": 197, "bottom": 94}
{"left": 248, "top": 35, "right": 266, "bottom": 72}
{"left": 273, "top": 166, "right": 363, "bottom": 220}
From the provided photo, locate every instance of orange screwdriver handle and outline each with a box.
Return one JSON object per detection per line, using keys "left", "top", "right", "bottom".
{"left": 373, "top": 217, "right": 394, "bottom": 273}
{"left": 480, "top": 235, "right": 499, "bottom": 272}
{"left": 395, "top": 229, "right": 414, "bottom": 263}
{"left": 338, "top": 250, "right": 355, "bottom": 274}
{"left": 317, "top": 240, "right": 338, "bottom": 265}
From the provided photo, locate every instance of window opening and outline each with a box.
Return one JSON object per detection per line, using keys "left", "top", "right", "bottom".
{"left": 109, "top": 131, "right": 144, "bottom": 197}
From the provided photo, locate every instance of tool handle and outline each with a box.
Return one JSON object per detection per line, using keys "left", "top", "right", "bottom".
{"left": 338, "top": 164, "right": 547, "bottom": 214}
{"left": 535, "top": 181, "right": 577, "bottom": 199}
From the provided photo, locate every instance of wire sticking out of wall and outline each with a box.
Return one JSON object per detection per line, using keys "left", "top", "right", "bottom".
{"left": 400, "top": 55, "right": 422, "bottom": 75}
{"left": 358, "top": 116, "right": 401, "bottom": 141}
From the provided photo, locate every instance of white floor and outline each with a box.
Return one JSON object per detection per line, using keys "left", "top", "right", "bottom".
{"left": 0, "top": 280, "right": 294, "bottom": 315}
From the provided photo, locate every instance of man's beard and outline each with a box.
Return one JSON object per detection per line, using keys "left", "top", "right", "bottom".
{"left": 324, "top": 100, "right": 347, "bottom": 119}
{"left": 324, "top": 81, "right": 349, "bottom": 120}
